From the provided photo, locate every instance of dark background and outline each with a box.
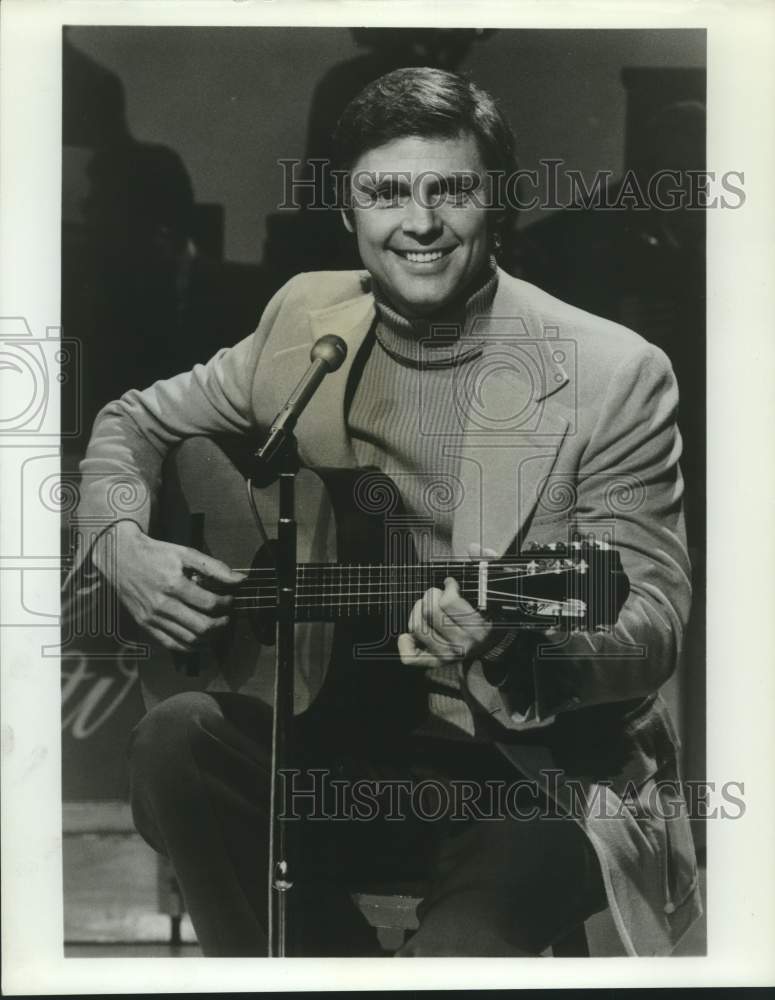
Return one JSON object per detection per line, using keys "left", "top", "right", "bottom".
{"left": 60, "top": 27, "right": 706, "bottom": 858}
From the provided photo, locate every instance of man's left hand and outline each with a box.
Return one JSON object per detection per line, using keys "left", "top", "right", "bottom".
{"left": 398, "top": 577, "right": 494, "bottom": 669}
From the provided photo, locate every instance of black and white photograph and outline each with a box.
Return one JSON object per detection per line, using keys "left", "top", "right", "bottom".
{"left": 1, "top": 0, "right": 773, "bottom": 993}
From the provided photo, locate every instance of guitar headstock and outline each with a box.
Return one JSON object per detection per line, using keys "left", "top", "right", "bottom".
{"left": 485, "top": 539, "right": 628, "bottom": 629}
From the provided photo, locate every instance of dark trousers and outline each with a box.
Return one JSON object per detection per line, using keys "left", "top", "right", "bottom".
{"left": 128, "top": 691, "right": 606, "bottom": 956}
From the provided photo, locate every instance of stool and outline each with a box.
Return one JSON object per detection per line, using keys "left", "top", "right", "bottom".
{"left": 351, "top": 881, "right": 590, "bottom": 956}
{"left": 158, "top": 858, "right": 590, "bottom": 955}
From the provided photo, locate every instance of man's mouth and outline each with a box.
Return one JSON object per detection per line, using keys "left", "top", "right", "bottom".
{"left": 390, "top": 246, "right": 457, "bottom": 264}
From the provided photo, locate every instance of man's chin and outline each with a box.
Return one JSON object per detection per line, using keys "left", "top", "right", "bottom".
{"left": 390, "top": 283, "right": 459, "bottom": 318}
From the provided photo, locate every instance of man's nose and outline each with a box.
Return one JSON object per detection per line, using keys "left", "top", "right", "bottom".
{"left": 401, "top": 198, "right": 442, "bottom": 239}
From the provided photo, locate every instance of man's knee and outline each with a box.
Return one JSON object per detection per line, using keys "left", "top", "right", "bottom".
{"left": 128, "top": 691, "right": 222, "bottom": 792}
{"left": 127, "top": 692, "right": 228, "bottom": 852}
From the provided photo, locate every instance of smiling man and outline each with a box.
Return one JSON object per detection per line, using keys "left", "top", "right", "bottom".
{"left": 71, "top": 67, "right": 701, "bottom": 957}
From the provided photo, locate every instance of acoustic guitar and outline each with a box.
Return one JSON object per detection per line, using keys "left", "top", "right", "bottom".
{"left": 130, "top": 436, "right": 629, "bottom": 718}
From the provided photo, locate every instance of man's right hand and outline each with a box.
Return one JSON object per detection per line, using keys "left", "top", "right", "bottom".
{"left": 91, "top": 521, "right": 246, "bottom": 653}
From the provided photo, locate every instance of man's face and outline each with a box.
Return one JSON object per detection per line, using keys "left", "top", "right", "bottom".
{"left": 343, "top": 133, "right": 492, "bottom": 318}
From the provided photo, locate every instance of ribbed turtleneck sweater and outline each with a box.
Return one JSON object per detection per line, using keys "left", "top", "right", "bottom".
{"left": 347, "top": 258, "right": 500, "bottom": 740}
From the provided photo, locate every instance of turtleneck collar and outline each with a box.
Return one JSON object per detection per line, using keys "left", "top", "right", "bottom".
{"left": 371, "top": 255, "right": 500, "bottom": 368}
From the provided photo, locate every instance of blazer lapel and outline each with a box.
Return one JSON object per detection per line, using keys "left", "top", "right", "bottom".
{"left": 449, "top": 282, "right": 572, "bottom": 558}
{"left": 449, "top": 381, "right": 570, "bottom": 558}
{"left": 270, "top": 290, "right": 376, "bottom": 468}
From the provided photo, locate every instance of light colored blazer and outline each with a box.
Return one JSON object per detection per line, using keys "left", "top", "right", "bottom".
{"left": 73, "top": 267, "right": 702, "bottom": 956}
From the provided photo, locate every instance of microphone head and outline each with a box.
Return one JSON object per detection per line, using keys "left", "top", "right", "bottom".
{"left": 311, "top": 334, "right": 348, "bottom": 372}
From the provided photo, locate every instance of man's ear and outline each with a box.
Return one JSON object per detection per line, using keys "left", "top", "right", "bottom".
{"left": 340, "top": 208, "right": 355, "bottom": 234}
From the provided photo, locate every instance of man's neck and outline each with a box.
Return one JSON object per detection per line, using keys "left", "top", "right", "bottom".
{"left": 371, "top": 256, "right": 499, "bottom": 367}
{"left": 372, "top": 256, "right": 499, "bottom": 337}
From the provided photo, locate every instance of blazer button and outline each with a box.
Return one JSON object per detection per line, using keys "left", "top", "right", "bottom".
{"left": 664, "top": 901, "right": 676, "bottom": 915}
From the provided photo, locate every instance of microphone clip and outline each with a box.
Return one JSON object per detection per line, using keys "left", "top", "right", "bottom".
{"left": 251, "top": 333, "right": 348, "bottom": 484}
{"left": 251, "top": 429, "right": 300, "bottom": 486}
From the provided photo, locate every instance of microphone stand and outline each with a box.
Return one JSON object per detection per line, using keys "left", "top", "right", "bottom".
{"left": 265, "top": 435, "right": 298, "bottom": 958}
{"left": 249, "top": 429, "right": 300, "bottom": 958}
{"left": 250, "top": 333, "right": 347, "bottom": 957}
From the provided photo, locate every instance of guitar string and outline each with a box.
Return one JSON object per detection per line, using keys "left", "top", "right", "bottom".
{"left": 226, "top": 560, "right": 589, "bottom": 573}
{"left": 231, "top": 592, "right": 580, "bottom": 606}
{"left": 231, "top": 569, "right": 583, "bottom": 599}
{"left": 231, "top": 594, "right": 584, "bottom": 610}
{"left": 230, "top": 597, "right": 581, "bottom": 605}
{"left": 231, "top": 566, "right": 585, "bottom": 585}
{"left": 233, "top": 585, "right": 584, "bottom": 604}
{"left": 231, "top": 591, "right": 582, "bottom": 606}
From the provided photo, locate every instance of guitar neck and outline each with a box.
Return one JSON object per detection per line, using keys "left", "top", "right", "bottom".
{"left": 231, "top": 546, "right": 616, "bottom": 626}
{"left": 235, "top": 560, "right": 480, "bottom": 618}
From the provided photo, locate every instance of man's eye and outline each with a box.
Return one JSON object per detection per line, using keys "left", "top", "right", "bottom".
{"left": 375, "top": 186, "right": 405, "bottom": 206}
{"left": 442, "top": 175, "right": 480, "bottom": 204}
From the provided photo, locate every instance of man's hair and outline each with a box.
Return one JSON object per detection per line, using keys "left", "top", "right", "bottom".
{"left": 331, "top": 66, "right": 517, "bottom": 180}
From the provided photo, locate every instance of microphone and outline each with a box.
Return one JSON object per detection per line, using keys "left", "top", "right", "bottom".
{"left": 254, "top": 334, "right": 348, "bottom": 465}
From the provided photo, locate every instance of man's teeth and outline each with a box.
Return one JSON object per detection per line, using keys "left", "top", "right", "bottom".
{"left": 402, "top": 250, "right": 446, "bottom": 262}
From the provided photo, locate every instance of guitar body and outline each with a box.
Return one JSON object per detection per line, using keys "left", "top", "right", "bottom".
{"left": 143, "top": 437, "right": 337, "bottom": 713}
{"left": 142, "top": 437, "right": 430, "bottom": 735}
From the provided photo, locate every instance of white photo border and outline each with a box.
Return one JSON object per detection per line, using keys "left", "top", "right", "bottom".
{"left": 1, "top": 0, "right": 774, "bottom": 992}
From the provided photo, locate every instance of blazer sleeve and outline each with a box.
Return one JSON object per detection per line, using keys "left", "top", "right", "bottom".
{"left": 470, "top": 342, "right": 692, "bottom": 723}
{"left": 65, "top": 276, "right": 297, "bottom": 585}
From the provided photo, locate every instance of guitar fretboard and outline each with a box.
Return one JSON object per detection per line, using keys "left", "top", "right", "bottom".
{"left": 235, "top": 561, "right": 480, "bottom": 617}
{"left": 230, "top": 549, "right": 606, "bottom": 623}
